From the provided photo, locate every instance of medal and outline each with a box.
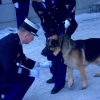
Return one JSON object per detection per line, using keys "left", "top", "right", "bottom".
{"left": 38, "top": 11, "right": 43, "bottom": 14}
{"left": 51, "top": 0, "right": 55, "bottom": 4}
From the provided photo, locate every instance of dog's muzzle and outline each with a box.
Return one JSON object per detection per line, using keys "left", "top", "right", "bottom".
{"left": 41, "top": 47, "right": 54, "bottom": 56}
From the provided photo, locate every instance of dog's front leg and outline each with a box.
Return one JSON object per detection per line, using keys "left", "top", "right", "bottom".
{"left": 78, "top": 66, "right": 87, "bottom": 89}
{"left": 67, "top": 68, "right": 74, "bottom": 88}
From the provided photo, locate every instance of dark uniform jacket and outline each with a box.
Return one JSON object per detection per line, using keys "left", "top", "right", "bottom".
{"left": 32, "top": 0, "right": 78, "bottom": 38}
{"left": 0, "top": 33, "right": 35, "bottom": 85}
{"left": 0, "top": 0, "right": 2, "bottom": 4}
{"left": 12, "top": 0, "right": 30, "bottom": 3}
{"left": 32, "top": 1, "right": 52, "bottom": 38}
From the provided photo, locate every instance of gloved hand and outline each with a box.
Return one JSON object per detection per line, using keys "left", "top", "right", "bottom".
{"left": 14, "top": 2, "right": 19, "bottom": 9}
{"left": 29, "top": 69, "right": 40, "bottom": 78}
{"left": 42, "top": 0, "right": 45, "bottom": 2}
{"left": 40, "top": 61, "right": 52, "bottom": 68}
{"left": 64, "top": 20, "right": 70, "bottom": 28}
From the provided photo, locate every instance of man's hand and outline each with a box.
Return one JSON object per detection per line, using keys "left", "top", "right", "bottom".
{"left": 64, "top": 20, "right": 70, "bottom": 28}
{"left": 40, "top": 61, "right": 52, "bottom": 68}
{"left": 29, "top": 69, "right": 40, "bottom": 78}
{"left": 14, "top": 2, "right": 19, "bottom": 9}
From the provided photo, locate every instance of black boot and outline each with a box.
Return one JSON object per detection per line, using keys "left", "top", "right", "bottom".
{"left": 0, "top": 94, "right": 3, "bottom": 100}
{"left": 46, "top": 78, "right": 54, "bottom": 84}
{"left": 0, "top": 97, "right": 3, "bottom": 100}
{"left": 51, "top": 86, "right": 64, "bottom": 94}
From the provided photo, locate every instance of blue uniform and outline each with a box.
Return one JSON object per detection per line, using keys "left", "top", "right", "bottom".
{"left": 32, "top": 0, "right": 77, "bottom": 88}
{"left": 12, "top": 0, "right": 30, "bottom": 28}
{"left": 32, "top": 0, "right": 78, "bottom": 37}
{"left": 0, "top": 0, "right": 2, "bottom": 4}
{"left": 45, "top": 0, "right": 78, "bottom": 37}
{"left": 47, "top": 51, "right": 67, "bottom": 88}
{"left": 32, "top": 1, "right": 52, "bottom": 38}
{"left": 0, "top": 33, "right": 35, "bottom": 100}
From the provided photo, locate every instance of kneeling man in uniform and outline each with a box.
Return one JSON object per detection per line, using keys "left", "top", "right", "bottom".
{"left": 0, "top": 18, "right": 52, "bottom": 100}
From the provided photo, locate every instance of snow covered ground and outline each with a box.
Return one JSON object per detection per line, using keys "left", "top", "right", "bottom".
{"left": 0, "top": 12, "right": 100, "bottom": 100}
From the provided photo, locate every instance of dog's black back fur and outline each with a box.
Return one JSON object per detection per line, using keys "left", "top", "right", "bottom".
{"left": 75, "top": 38, "right": 100, "bottom": 62}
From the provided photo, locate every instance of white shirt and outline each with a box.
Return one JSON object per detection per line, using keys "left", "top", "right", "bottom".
{"left": 41, "top": 0, "right": 46, "bottom": 8}
{"left": 42, "top": 0, "right": 45, "bottom": 2}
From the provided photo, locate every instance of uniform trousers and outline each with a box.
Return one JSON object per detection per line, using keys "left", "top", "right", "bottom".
{"left": 0, "top": 77, "right": 35, "bottom": 100}
{"left": 47, "top": 52, "right": 67, "bottom": 88}
{"left": 47, "top": 30, "right": 67, "bottom": 88}
{"left": 15, "top": 2, "right": 30, "bottom": 28}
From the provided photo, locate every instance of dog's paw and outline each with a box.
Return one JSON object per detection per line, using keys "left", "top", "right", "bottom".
{"left": 67, "top": 80, "right": 74, "bottom": 88}
{"left": 79, "top": 85, "right": 87, "bottom": 90}
{"left": 67, "top": 83, "right": 73, "bottom": 88}
{"left": 94, "top": 73, "right": 100, "bottom": 77}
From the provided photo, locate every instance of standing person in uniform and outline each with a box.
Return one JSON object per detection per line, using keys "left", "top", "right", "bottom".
{"left": 32, "top": 0, "right": 52, "bottom": 39}
{"left": 0, "top": 18, "right": 52, "bottom": 100}
{"left": 0, "top": 0, "right": 1, "bottom": 5}
{"left": 0, "top": 0, "right": 2, "bottom": 9}
{"left": 32, "top": 0, "right": 78, "bottom": 94}
{"left": 12, "top": 0, "right": 30, "bottom": 28}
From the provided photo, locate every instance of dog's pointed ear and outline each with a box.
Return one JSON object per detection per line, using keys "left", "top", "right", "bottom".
{"left": 50, "top": 34, "right": 58, "bottom": 40}
{"left": 50, "top": 28, "right": 54, "bottom": 36}
{"left": 50, "top": 28, "right": 58, "bottom": 37}
{"left": 60, "top": 34, "right": 69, "bottom": 40}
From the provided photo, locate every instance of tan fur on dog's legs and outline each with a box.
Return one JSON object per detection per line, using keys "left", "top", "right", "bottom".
{"left": 78, "top": 66, "right": 87, "bottom": 89}
{"left": 94, "top": 58, "right": 100, "bottom": 77}
{"left": 67, "top": 68, "right": 73, "bottom": 88}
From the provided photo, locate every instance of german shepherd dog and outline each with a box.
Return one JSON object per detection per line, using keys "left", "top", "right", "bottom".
{"left": 41, "top": 34, "right": 100, "bottom": 89}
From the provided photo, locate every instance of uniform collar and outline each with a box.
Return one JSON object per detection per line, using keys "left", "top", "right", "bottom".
{"left": 15, "top": 33, "right": 23, "bottom": 45}
{"left": 18, "top": 35, "right": 23, "bottom": 45}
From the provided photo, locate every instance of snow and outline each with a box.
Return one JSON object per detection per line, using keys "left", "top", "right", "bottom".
{"left": 0, "top": 12, "right": 100, "bottom": 100}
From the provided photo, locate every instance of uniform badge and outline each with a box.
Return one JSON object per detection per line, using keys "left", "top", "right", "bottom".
{"left": 51, "top": 0, "right": 55, "bottom": 4}
{"left": 52, "top": 5, "right": 55, "bottom": 8}
{"left": 38, "top": 11, "right": 43, "bottom": 14}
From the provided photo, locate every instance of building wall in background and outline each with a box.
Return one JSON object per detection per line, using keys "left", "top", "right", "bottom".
{"left": 0, "top": 0, "right": 99, "bottom": 29}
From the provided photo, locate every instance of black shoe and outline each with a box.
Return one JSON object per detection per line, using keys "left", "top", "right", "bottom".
{"left": 46, "top": 78, "right": 54, "bottom": 84}
{"left": 0, "top": 97, "right": 3, "bottom": 100}
{"left": 51, "top": 86, "right": 64, "bottom": 94}
{"left": 0, "top": 95, "right": 3, "bottom": 100}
